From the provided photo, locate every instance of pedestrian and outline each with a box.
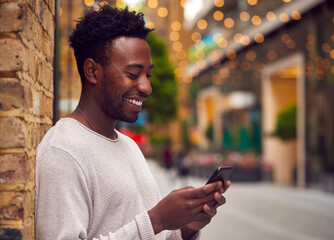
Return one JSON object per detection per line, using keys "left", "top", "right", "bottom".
{"left": 35, "top": 5, "right": 230, "bottom": 240}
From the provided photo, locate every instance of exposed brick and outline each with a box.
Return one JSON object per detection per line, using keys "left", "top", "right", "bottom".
{"left": 0, "top": 39, "right": 24, "bottom": 72}
{"left": 0, "top": 153, "right": 27, "bottom": 183}
{"left": 0, "top": 2, "right": 24, "bottom": 32}
{"left": 0, "top": 79, "right": 24, "bottom": 110}
{"left": 0, "top": 192, "right": 24, "bottom": 220}
{"left": 0, "top": 117, "right": 26, "bottom": 148}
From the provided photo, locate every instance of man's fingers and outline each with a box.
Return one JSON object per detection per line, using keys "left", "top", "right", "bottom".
{"left": 186, "top": 181, "right": 223, "bottom": 198}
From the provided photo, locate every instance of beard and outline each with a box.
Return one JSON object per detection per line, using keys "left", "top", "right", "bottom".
{"left": 99, "top": 76, "right": 139, "bottom": 123}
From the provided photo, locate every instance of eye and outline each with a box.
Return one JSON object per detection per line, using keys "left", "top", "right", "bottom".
{"left": 146, "top": 74, "right": 152, "bottom": 80}
{"left": 127, "top": 72, "right": 139, "bottom": 79}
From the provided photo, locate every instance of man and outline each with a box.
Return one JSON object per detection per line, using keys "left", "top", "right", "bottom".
{"left": 35, "top": 5, "right": 230, "bottom": 240}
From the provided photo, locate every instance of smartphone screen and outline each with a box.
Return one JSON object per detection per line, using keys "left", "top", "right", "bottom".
{"left": 206, "top": 166, "right": 233, "bottom": 185}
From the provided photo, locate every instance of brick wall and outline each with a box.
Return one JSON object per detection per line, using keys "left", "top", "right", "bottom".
{"left": 0, "top": 0, "right": 55, "bottom": 239}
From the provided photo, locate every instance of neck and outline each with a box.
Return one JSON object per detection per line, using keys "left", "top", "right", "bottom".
{"left": 70, "top": 99, "right": 118, "bottom": 140}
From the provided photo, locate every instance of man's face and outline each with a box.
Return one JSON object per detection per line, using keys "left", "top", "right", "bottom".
{"left": 98, "top": 37, "right": 153, "bottom": 123}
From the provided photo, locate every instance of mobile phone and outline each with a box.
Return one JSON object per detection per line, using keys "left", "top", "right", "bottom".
{"left": 206, "top": 166, "right": 233, "bottom": 185}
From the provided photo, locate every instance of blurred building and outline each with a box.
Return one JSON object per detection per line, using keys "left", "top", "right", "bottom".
{"left": 181, "top": 0, "right": 334, "bottom": 190}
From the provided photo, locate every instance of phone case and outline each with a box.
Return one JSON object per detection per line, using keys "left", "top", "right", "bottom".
{"left": 206, "top": 166, "right": 233, "bottom": 184}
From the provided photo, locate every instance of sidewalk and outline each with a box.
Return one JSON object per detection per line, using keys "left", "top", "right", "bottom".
{"left": 147, "top": 159, "right": 334, "bottom": 240}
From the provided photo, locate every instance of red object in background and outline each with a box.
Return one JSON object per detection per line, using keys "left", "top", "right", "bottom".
{"left": 119, "top": 127, "right": 148, "bottom": 146}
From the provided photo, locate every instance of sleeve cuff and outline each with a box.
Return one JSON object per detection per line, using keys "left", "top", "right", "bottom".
{"left": 135, "top": 211, "right": 156, "bottom": 239}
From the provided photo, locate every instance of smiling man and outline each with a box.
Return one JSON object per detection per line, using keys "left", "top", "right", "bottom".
{"left": 35, "top": 5, "right": 230, "bottom": 240}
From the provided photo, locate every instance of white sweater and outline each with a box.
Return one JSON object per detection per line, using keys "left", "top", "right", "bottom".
{"left": 35, "top": 118, "right": 184, "bottom": 240}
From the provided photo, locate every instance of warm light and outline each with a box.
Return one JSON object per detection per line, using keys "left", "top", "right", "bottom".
{"left": 247, "top": 0, "right": 257, "bottom": 6}
{"left": 251, "top": 15, "right": 262, "bottom": 25}
{"left": 267, "top": 50, "right": 277, "bottom": 60}
{"left": 224, "top": 18, "right": 235, "bottom": 28}
{"left": 169, "top": 31, "right": 180, "bottom": 41}
{"left": 322, "top": 43, "right": 330, "bottom": 53}
{"left": 197, "top": 19, "right": 208, "bottom": 30}
{"left": 195, "top": 50, "right": 205, "bottom": 59}
{"left": 148, "top": 0, "right": 158, "bottom": 9}
{"left": 266, "top": 11, "right": 276, "bottom": 21}
{"left": 281, "top": 34, "right": 290, "bottom": 43}
{"left": 240, "top": 11, "right": 250, "bottom": 21}
{"left": 240, "top": 35, "right": 251, "bottom": 45}
{"left": 246, "top": 51, "right": 256, "bottom": 61}
{"left": 254, "top": 33, "right": 264, "bottom": 43}
{"left": 59, "top": 7, "right": 63, "bottom": 16}
{"left": 191, "top": 32, "right": 201, "bottom": 42}
{"left": 172, "top": 41, "right": 183, "bottom": 51}
{"left": 286, "top": 39, "right": 296, "bottom": 49}
{"left": 180, "top": 0, "right": 186, "bottom": 8}
{"left": 145, "top": 21, "right": 155, "bottom": 29}
{"left": 241, "top": 61, "right": 251, "bottom": 71}
{"left": 279, "top": 13, "right": 289, "bottom": 22}
{"left": 84, "top": 0, "right": 94, "bottom": 7}
{"left": 234, "top": 33, "right": 243, "bottom": 43}
{"left": 214, "top": 0, "right": 224, "bottom": 7}
{"left": 330, "top": 50, "right": 334, "bottom": 59}
{"left": 196, "top": 60, "right": 207, "bottom": 70}
{"left": 283, "top": 0, "right": 291, "bottom": 2}
{"left": 213, "top": 11, "right": 224, "bottom": 21}
{"left": 100, "top": 1, "right": 108, "bottom": 6}
{"left": 291, "top": 10, "right": 301, "bottom": 20}
{"left": 171, "top": 21, "right": 182, "bottom": 31}
{"left": 217, "top": 37, "right": 228, "bottom": 48}
{"left": 176, "top": 50, "right": 186, "bottom": 60}
{"left": 158, "top": 7, "right": 168, "bottom": 18}
{"left": 116, "top": 0, "right": 126, "bottom": 8}
{"left": 226, "top": 49, "right": 236, "bottom": 59}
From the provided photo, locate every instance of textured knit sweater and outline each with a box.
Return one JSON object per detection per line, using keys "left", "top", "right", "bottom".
{"left": 35, "top": 118, "right": 186, "bottom": 240}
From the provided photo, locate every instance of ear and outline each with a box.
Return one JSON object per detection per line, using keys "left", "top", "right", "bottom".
{"left": 83, "top": 58, "right": 103, "bottom": 85}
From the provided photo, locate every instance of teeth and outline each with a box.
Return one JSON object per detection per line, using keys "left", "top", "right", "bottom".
{"left": 125, "top": 98, "right": 143, "bottom": 106}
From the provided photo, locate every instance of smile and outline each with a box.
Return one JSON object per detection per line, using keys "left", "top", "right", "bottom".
{"left": 125, "top": 97, "right": 143, "bottom": 106}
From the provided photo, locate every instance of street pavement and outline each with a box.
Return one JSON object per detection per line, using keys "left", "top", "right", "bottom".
{"left": 147, "top": 160, "right": 334, "bottom": 240}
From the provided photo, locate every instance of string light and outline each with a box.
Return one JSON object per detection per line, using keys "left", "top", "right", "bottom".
{"left": 84, "top": 0, "right": 94, "bottom": 7}
{"left": 169, "top": 31, "right": 180, "bottom": 41}
{"left": 291, "top": 10, "right": 301, "bottom": 20}
{"left": 191, "top": 32, "right": 202, "bottom": 42}
{"left": 254, "top": 33, "right": 264, "bottom": 43}
{"left": 213, "top": 11, "right": 224, "bottom": 21}
{"left": 266, "top": 11, "right": 276, "bottom": 21}
{"left": 224, "top": 18, "right": 235, "bottom": 28}
{"left": 214, "top": 0, "right": 224, "bottom": 7}
{"left": 240, "top": 11, "right": 250, "bottom": 21}
{"left": 172, "top": 41, "right": 183, "bottom": 51}
{"left": 145, "top": 21, "right": 155, "bottom": 29}
{"left": 279, "top": 13, "right": 289, "bottom": 22}
{"left": 251, "top": 15, "right": 262, "bottom": 25}
{"left": 246, "top": 51, "right": 256, "bottom": 61}
{"left": 226, "top": 49, "right": 237, "bottom": 59}
{"left": 171, "top": 21, "right": 182, "bottom": 31}
{"left": 197, "top": 19, "right": 208, "bottom": 30}
{"left": 148, "top": 0, "right": 158, "bottom": 9}
{"left": 158, "top": 7, "right": 168, "bottom": 17}
{"left": 247, "top": 0, "right": 257, "bottom": 6}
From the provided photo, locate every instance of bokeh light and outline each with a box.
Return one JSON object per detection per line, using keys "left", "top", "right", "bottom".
{"left": 148, "top": 0, "right": 158, "bottom": 9}
{"left": 171, "top": 21, "right": 182, "bottom": 31}
{"left": 191, "top": 32, "right": 202, "bottom": 42}
{"left": 224, "top": 18, "right": 235, "bottom": 28}
{"left": 158, "top": 7, "right": 168, "bottom": 17}
{"left": 214, "top": 0, "right": 224, "bottom": 7}
{"left": 197, "top": 19, "right": 208, "bottom": 30}
{"left": 213, "top": 11, "right": 224, "bottom": 21}
{"left": 240, "top": 11, "right": 250, "bottom": 21}
{"left": 266, "top": 11, "right": 276, "bottom": 21}
{"left": 84, "top": 0, "right": 94, "bottom": 7}
{"left": 254, "top": 33, "right": 264, "bottom": 43}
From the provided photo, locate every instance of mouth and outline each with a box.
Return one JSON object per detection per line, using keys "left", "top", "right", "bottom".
{"left": 124, "top": 97, "right": 143, "bottom": 107}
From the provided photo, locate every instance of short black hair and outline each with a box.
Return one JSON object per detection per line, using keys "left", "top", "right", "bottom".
{"left": 69, "top": 5, "right": 153, "bottom": 86}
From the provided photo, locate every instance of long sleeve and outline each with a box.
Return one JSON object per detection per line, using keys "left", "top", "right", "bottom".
{"left": 35, "top": 146, "right": 157, "bottom": 240}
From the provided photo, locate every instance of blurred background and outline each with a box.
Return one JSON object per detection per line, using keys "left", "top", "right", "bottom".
{"left": 55, "top": 0, "right": 334, "bottom": 239}
{"left": 56, "top": 0, "right": 334, "bottom": 192}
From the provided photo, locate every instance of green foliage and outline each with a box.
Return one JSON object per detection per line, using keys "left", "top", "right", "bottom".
{"left": 274, "top": 103, "right": 297, "bottom": 140}
{"left": 145, "top": 32, "right": 177, "bottom": 125}
{"left": 205, "top": 124, "right": 214, "bottom": 142}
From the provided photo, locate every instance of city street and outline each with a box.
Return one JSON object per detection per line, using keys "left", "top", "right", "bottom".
{"left": 148, "top": 160, "right": 334, "bottom": 240}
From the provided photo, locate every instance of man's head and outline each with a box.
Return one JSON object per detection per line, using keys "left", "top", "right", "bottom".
{"left": 69, "top": 5, "right": 153, "bottom": 87}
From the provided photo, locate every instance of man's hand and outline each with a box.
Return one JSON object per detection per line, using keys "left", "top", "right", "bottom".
{"left": 148, "top": 180, "right": 230, "bottom": 236}
{"left": 185, "top": 180, "right": 231, "bottom": 233}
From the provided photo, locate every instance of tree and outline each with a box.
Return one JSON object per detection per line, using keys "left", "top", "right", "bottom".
{"left": 145, "top": 32, "right": 177, "bottom": 125}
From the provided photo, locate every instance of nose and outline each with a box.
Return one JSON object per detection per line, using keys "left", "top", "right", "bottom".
{"left": 137, "top": 76, "right": 152, "bottom": 95}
